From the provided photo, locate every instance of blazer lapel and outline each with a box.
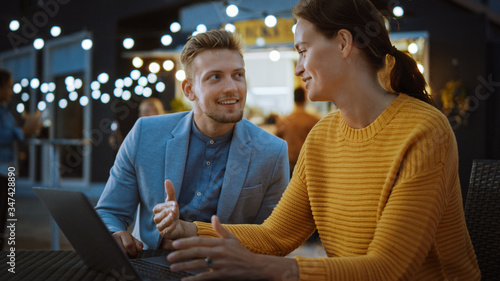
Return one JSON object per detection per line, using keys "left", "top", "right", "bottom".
{"left": 217, "top": 121, "right": 252, "bottom": 223}
{"left": 164, "top": 112, "right": 193, "bottom": 201}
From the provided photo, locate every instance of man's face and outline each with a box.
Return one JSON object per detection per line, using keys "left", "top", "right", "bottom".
{"left": 0, "top": 78, "right": 14, "bottom": 103}
{"left": 183, "top": 49, "right": 246, "bottom": 127}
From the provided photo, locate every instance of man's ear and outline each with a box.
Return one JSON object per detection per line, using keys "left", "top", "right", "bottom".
{"left": 337, "top": 29, "right": 353, "bottom": 58}
{"left": 182, "top": 79, "right": 196, "bottom": 101}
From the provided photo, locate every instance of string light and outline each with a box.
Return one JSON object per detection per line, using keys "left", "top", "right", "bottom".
{"left": 9, "top": 20, "right": 20, "bottom": 31}
{"left": 156, "top": 82, "right": 166, "bottom": 92}
{"left": 79, "top": 96, "right": 89, "bottom": 106}
{"left": 16, "top": 103, "right": 25, "bottom": 113}
{"left": 37, "top": 101, "right": 47, "bottom": 111}
{"left": 133, "top": 57, "right": 143, "bottom": 68}
{"left": 30, "top": 78, "right": 40, "bottom": 89}
{"left": 34, "top": 38, "right": 45, "bottom": 50}
{"left": 100, "top": 93, "right": 110, "bottom": 104}
{"left": 74, "top": 78, "right": 83, "bottom": 89}
{"left": 161, "top": 35, "right": 173, "bottom": 46}
{"left": 21, "top": 79, "right": 29, "bottom": 87}
{"left": 51, "top": 26, "right": 61, "bottom": 37}
{"left": 408, "top": 42, "right": 419, "bottom": 54}
{"left": 134, "top": 85, "right": 144, "bottom": 95}
{"left": 122, "top": 90, "right": 132, "bottom": 101}
{"left": 46, "top": 93, "right": 55, "bottom": 103}
{"left": 124, "top": 77, "right": 133, "bottom": 87}
{"left": 21, "top": 93, "right": 29, "bottom": 102}
{"left": 175, "top": 70, "right": 186, "bottom": 81}
{"left": 225, "top": 23, "right": 236, "bottom": 33}
{"left": 113, "top": 88, "right": 123, "bottom": 97}
{"left": 269, "top": 50, "right": 280, "bottom": 62}
{"left": 92, "top": 90, "right": 101, "bottom": 99}
{"left": 149, "top": 62, "right": 160, "bottom": 74}
{"left": 130, "top": 70, "right": 141, "bottom": 80}
{"left": 138, "top": 76, "right": 148, "bottom": 87}
{"left": 264, "top": 15, "right": 277, "bottom": 28}
{"left": 115, "top": 79, "right": 124, "bottom": 88}
{"left": 90, "top": 81, "right": 100, "bottom": 91}
{"left": 59, "top": 99, "right": 68, "bottom": 109}
{"left": 13, "top": 84, "right": 22, "bottom": 94}
{"left": 143, "top": 87, "right": 152, "bottom": 97}
{"left": 81, "top": 39, "right": 93, "bottom": 50}
{"left": 226, "top": 4, "right": 239, "bottom": 17}
{"left": 69, "top": 91, "right": 78, "bottom": 101}
{"left": 147, "top": 73, "right": 157, "bottom": 84}
{"left": 163, "top": 60, "right": 174, "bottom": 71}
{"left": 98, "top": 73, "right": 109, "bottom": 84}
{"left": 393, "top": 6, "right": 404, "bottom": 17}
{"left": 170, "top": 22, "right": 181, "bottom": 33}
{"left": 196, "top": 24, "right": 207, "bottom": 33}
{"left": 123, "top": 38, "right": 134, "bottom": 49}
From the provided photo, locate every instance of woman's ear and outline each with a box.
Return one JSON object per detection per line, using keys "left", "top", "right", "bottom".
{"left": 337, "top": 29, "right": 353, "bottom": 58}
{"left": 182, "top": 79, "right": 196, "bottom": 101}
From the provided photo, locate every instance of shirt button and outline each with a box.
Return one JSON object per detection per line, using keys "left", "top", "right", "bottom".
{"left": 196, "top": 192, "right": 202, "bottom": 197}
{"left": 206, "top": 161, "right": 211, "bottom": 166}
{"left": 209, "top": 140, "right": 214, "bottom": 144}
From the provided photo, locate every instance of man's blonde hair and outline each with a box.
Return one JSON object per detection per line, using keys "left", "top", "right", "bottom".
{"left": 180, "top": 29, "right": 243, "bottom": 81}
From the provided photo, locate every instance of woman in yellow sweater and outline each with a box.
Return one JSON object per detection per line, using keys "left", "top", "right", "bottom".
{"left": 153, "top": 0, "right": 480, "bottom": 280}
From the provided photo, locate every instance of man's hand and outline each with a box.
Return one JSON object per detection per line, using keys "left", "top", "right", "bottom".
{"left": 154, "top": 180, "right": 183, "bottom": 239}
{"left": 21, "top": 110, "right": 42, "bottom": 137}
{"left": 112, "top": 230, "right": 143, "bottom": 258}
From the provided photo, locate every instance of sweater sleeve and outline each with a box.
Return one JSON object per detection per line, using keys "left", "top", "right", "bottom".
{"left": 195, "top": 161, "right": 316, "bottom": 256}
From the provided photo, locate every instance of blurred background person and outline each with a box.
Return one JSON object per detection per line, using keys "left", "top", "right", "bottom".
{"left": 108, "top": 97, "right": 165, "bottom": 152}
{"left": 275, "top": 87, "right": 320, "bottom": 176}
{"left": 138, "top": 97, "right": 165, "bottom": 117}
{"left": 0, "top": 68, "right": 42, "bottom": 249}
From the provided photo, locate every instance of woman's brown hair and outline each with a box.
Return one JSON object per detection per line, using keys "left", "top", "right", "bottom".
{"left": 294, "top": 0, "right": 433, "bottom": 105}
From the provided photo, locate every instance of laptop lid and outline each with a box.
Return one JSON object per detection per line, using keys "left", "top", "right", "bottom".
{"left": 33, "top": 187, "right": 145, "bottom": 279}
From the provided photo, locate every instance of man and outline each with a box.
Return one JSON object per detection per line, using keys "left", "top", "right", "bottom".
{"left": 0, "top": 68, "right": 41, "bottom": 249}
{"left": 95, "top": 30, "right": 289, "bottom": 257}
{"left": 275, "top": 87, "right": 320, "bottom": 175}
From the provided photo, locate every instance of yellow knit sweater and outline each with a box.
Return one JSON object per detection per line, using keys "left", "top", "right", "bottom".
{"left": 195, "top": 94, "right": 480, "bottom": 280}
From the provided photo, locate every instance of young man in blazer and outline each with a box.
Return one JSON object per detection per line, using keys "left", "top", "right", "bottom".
{"left": 95, "top": 30, "right": 289, "bottom": 257}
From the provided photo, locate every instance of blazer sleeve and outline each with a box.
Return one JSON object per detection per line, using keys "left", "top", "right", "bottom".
{"left": 253, "top": 140, "right": 289, "bottom": 223}
{"left": 95, "top": 118, "right": 143, "bottom": 233}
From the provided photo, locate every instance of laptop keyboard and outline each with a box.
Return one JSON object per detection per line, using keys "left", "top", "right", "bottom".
{"left": 131, "top": 259, "right": 194, "bottom": 279}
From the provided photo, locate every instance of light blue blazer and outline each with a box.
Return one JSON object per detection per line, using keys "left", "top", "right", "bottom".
{"left": 95, "top": 111, "right": 289, "bottom": 249}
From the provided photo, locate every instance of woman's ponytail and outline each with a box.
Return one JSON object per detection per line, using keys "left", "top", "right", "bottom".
{"left": 389, "top": 48, "right": 434, "bottom": 105}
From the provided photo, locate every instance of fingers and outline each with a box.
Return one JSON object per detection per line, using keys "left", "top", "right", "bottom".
{"left": 133, "top": 236, "right": 144, "bottom": 253}
{"left": 167, "top": 244, "right": 215, "bottom": 262}
{"left": 165, "top": 179, "right": 176, "bottom": 202}
{"left": 211, "top": 215, "right": 235, "bottom": 240}
{"left": 113, "top": 231, "right": 141, "bottom": 258}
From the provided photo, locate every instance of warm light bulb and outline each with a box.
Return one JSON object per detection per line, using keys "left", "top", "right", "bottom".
{"left": 123, "top": 38, "right": 134, "bottom": 49}
{"left": 9, "top": 20, "right": 20, "bottom": 31}
{"left": 226, "top": 4, "right": 239, "bottom": 17}
{"left": 133, "top": 57, "right": 143, "bottom": 68}
{"left": 265, "top": 15, "right": 277, "bottom": 28}
{"left": 170, "top": 22, "right": 181, "bottom": 33}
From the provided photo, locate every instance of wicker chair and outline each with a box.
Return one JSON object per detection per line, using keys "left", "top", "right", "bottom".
{"left": 464, "top": 159, "right": 500, "bottom": 281}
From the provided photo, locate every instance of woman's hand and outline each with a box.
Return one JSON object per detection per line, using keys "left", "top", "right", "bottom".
{"left": 153, "top": 180, "right": 197, "bottom": 241}
{"left": 167, "top": 215, "right": 299, "bottom": 281}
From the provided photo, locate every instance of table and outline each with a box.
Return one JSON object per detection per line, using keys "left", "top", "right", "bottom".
{"left": 0, "top": 249, "right": 167, "bottom": 281}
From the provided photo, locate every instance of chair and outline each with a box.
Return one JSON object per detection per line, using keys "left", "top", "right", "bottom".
{"left": 464, "top": 159, "right": 500, "bottom": 281}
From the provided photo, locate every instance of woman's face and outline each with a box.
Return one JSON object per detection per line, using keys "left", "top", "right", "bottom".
{"left": 294, "top": 19, "right": 346, "bottom": 102}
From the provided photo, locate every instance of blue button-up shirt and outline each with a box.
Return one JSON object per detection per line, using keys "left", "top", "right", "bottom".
{"left": 0, "top": 104, "right": 23, "bottom": 176}
{"left": 178, "top": 120, "right": 233, "bottom": 222}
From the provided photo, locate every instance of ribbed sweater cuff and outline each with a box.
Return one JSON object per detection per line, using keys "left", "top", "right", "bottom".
{"left": 294, "top": 256, "right": 328, "bottom": 280}
{"left": 194, "top": 221, "right": 217, "bottom": 237}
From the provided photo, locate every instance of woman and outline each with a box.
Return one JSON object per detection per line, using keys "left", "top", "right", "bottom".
{"left": 155, "top": 0, "right": 481, "bottom": 280}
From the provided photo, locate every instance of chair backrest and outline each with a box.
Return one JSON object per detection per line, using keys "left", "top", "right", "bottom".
{"left": 464, "top": 159, "right": 500, "bottom": 281}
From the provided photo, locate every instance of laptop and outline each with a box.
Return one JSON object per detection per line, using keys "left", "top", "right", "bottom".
{"left": 33, "top": 187, "right": 200, "bottom": 281}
